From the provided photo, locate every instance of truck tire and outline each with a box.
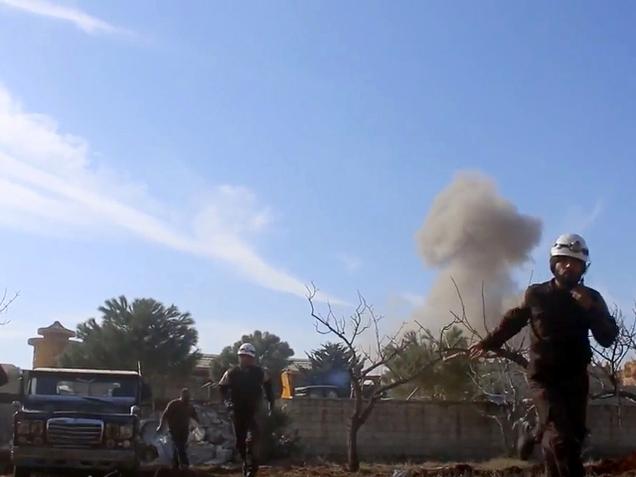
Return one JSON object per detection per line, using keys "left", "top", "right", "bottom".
{"left": 13, "top": 466, "right": 30, "bottom": 477}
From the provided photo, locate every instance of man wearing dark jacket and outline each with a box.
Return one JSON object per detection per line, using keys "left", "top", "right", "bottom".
{"left": 219, "top": 343, "right": 275, "bottom": 477}
{"left": 470, "top": 233, "right": 618, "bottom": 477}
{"left": 157, "top": 388, "right": 199, "bottom": 470}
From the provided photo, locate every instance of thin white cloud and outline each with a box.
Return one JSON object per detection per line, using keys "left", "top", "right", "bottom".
{"left": 580, "top": 199, "right": 604, "bottom": 232}
{"left": 563, "top": 199, "right": 604, "bottom": 233}
{"left": 0, "top": 0, "right": 126, "bottom": 36}
{"left": 337, "top": 253, "right": 362, "bottom": 273}
{"left": 0, "top": 84, "right": 341, "bottom": 303}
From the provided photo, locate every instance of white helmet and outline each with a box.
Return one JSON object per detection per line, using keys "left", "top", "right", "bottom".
{"left": 550, "top": 233, "right": 590, "bottom": 264}
{"left": 238, "top": 343, "right": 257, "bottom": 358}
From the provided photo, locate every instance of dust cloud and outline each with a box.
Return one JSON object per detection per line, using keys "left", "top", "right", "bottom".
{"left": 414, "top": 172, "right": 541, "bottom": 332}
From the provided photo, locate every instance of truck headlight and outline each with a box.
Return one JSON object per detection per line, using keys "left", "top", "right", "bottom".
{"left": 105, "top": 423, "right": 118, "bottom": 439}
{"left": 16, "top": 419, "right": 44, "bottom": 438}
{"left": 105, "top": 423, "right": 134, "bottom": 440}
{"left": 30, "top": 421, "right": 44, "bottom": 436}
{"left": 119, "top": 424, "right": 134, "bottom": 439}
{"left": 16, "top": 421, "right": 30, "bottom": 435}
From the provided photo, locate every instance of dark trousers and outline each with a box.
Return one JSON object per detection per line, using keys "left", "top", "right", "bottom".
{"left": 233, "top": 411, "right": 260, "bottom": 475}
{"left": 170, "top": 431, "right": 189, "bottom": 469}
{"left": 531, "top": 375, "right": 589, "bottom": 477}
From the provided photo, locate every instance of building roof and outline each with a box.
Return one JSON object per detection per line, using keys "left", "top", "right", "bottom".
{"left": 197, "top": 354, "right": 217, "bottom": 369}
{"left": 197, "top": 353, "right": 311, "bottom": 371}
{"left": 285, "top": 358, "right": 311, "bottom": 372}
{"left": 32, "top": 368, "right": 140, "bottom": 376}
{"left": 36, "top": 321, "right": 76, "bottom": 338}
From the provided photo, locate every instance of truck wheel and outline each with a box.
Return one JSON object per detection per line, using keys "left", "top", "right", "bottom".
{"left": 13, "top": 466, "right": 30, "bottom": 477}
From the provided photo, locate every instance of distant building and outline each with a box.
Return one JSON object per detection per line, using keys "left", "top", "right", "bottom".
{"left": 199, "top": 353, "right": 311, "bottom": 376}
{"left": 622, "top": 360, "right": 636, "bottom": 386}
{"left": 27, "top": 321, "right": 76, "bottom": 368}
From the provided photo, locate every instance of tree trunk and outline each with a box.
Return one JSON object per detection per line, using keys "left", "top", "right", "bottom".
{"left": 348, "top": 417, "right": 360, "bottom": 472}
{"left": 347, "top": 371, "right": 364, "bottom": 472}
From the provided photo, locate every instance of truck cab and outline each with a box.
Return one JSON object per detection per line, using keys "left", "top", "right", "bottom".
{"left": 11, "top": 368, "right": 150, "bottom": 477}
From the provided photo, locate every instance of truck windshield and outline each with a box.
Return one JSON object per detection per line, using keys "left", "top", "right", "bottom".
{"left": 28, "top": 374, "right": 138, "bottom": 398}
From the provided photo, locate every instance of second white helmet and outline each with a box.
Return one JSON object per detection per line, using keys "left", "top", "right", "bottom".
{"left": 238, "top": 342, "right": 257, "bottom": 358}
{"left": 550, "top": 233, "right": 590, "bottom": 264}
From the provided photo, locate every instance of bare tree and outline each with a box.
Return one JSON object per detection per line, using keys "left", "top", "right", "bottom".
{"left": 307, "top": 285, "right": 442, "bottom": 472}
{"left": 420, "top": 280, "right": 534, "bottom": 457}
{"left": 468, "top": 357, "right": 534, "bottom": 456}
{"left": 0, "top": 289, "right": 18, "bottom": 324}
{"left": 590, "top": 307, "right": 636, "bottom": 403}
{"left": 631, "top": 304, "right": 636, "bottom": 352}
{"left": 433, "top": 280, "right": 529, "bottom": 367}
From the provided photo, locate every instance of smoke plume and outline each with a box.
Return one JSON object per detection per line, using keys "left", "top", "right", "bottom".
{"left": 415, "top": 172, "right": 542, "bottom": 331}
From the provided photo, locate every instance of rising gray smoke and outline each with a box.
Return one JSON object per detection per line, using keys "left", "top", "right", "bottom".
{"left": 414, "top": 172, "right": 542, "bottom": 332}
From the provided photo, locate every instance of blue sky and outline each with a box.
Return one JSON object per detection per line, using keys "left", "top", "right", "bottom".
{"left": 0, "top": 1, "right": 634, "bottom": 369}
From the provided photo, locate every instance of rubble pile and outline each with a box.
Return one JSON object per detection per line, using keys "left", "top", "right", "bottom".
{"left": 140, "top": 404, "right": 236, "bottom": 467}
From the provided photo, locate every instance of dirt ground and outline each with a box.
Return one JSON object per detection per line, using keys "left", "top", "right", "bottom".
{"left": 3, "top": 454, "right": 636, "bottom": 477}
{"left": 140, "top": 453, "right": 636, "bottom": 477}
{"left": 134, "top": 453, "right": 636, "bottom": 477}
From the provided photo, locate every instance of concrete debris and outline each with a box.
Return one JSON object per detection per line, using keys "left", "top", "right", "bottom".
{"left": 392, "top": 470, "right": 415, "bottom": 477}
{"left": 140, "top": 404, "right": 236, "bottom": 467}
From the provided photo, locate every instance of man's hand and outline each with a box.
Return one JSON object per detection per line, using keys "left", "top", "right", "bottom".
{"left": 469, "top": 342, "right": 488, "bottom": 360}
{"left": 571, "top": 286, "right": 594, "bottom": 310}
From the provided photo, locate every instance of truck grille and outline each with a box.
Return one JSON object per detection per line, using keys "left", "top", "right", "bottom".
{"left": 47, "top": 418, "right": 103, "bottom": 448}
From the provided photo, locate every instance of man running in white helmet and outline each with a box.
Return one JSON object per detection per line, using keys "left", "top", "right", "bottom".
{"left": 470, "top": 233, "right": 618, "bottom": 477}
{"left": 219, "top": 343, "right": 275, "bottom": 477}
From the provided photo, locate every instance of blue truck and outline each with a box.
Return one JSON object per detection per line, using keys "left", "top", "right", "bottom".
{"left": 11, "top": 367, "right": 151, "bottom": 477}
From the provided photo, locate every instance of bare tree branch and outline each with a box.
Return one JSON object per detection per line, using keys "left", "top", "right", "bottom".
{"left": 0, "top": 289, "right": 18, "bottom": 324}
{"left": 590, "top": 306, "right": 636, "bottom": 411}
{"left": 306, "top": 285, "right": 446, "bottom": 471}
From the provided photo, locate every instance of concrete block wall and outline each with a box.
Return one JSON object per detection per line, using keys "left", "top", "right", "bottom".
{"left": 587, "top": 403, "right": 636, "bottom": 457}
{"left": 283, "top": 399, "right": 636, "bottom": 461}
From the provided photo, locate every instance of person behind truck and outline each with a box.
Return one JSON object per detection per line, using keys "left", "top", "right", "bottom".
{"left": 219, "top": 343, "right": 275, "bottom": 477}
{"left": 156, "top": 387, "right": 199, "bottom": 470}
{"left": 469, "top": 233, "right": 618, "bottom": 477}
